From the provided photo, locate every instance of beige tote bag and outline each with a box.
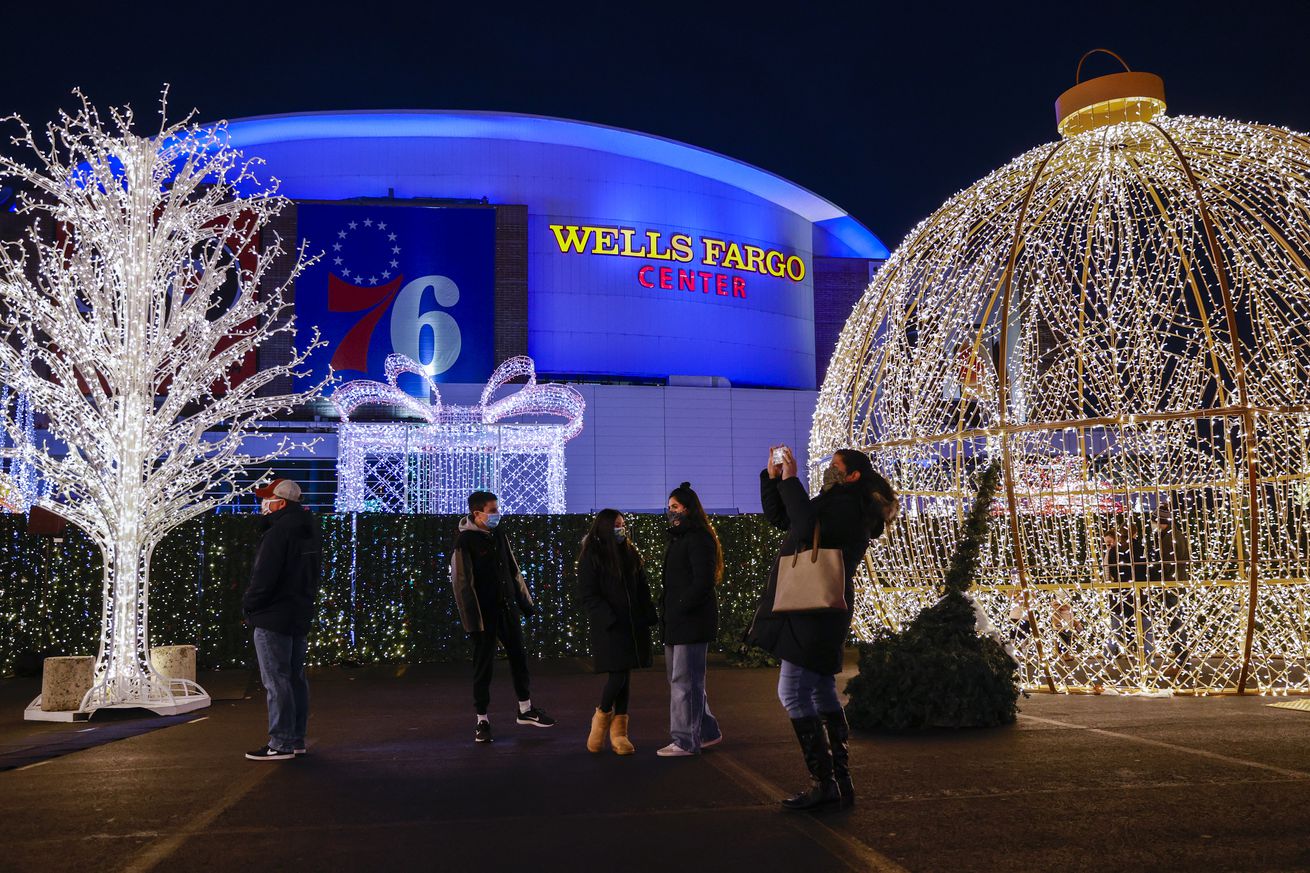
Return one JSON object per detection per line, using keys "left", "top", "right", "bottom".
{"left": 772, "top": 522, "right": 848, "bottom": 613}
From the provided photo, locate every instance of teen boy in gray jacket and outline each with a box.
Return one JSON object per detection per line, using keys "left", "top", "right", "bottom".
{"left": 451, "top": 490, "right": 555, "bottom": 743}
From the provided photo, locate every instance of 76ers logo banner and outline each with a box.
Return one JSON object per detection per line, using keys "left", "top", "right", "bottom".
{"left": 295, "top": 204, "right": 495, "bottom": 390}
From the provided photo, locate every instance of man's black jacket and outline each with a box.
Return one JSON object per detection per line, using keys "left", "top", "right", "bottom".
{"left": 242, "top": 502, "right": 323, "bottom": 636}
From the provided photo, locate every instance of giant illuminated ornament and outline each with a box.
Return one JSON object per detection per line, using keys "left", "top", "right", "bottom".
{"left": 333, "top": 355, "right": 584, "bottom": 514}
{"left": 0, "top": 93, "right": 325, "bottom": 716}
{"left": 814, "top": 52, "right": 1310, "bottom": 694}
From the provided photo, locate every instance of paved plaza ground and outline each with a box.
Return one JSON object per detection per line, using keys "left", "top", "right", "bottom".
{"left": 2, "top": 655, "right": 1310, "bottom": 873}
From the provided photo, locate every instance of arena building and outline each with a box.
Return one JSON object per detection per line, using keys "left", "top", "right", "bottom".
{"left": 222, "top": 110, "right": 888, "bottom": 513}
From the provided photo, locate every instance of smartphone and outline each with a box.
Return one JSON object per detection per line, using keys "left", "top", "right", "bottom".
{"left": 772, "top": 447, "right": 787, "bottom": 465}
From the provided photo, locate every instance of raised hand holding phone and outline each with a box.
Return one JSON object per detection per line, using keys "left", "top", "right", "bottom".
{"left": 779, "top": 445, "right": 798, "bottom": 480}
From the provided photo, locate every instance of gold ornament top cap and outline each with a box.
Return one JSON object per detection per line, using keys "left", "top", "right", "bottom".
{"left": 1055, "top": 49, "right": 1166, "bottom": 137}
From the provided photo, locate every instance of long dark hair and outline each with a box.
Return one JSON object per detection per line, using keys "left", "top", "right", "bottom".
{"left": 578, "top": 508, "right": 641, "bottom": 578}
{"left": 834, "top": 449, "right": 897, "bottom": 540}
{"left": 668, "top": 482, "right": 725, "bottom": 584}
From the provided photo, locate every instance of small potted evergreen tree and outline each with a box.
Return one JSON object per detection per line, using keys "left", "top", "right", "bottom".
{"left": 844, "top": 463, "right": 1020, "bottom": 730}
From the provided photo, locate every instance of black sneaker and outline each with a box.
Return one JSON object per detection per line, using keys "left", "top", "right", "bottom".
{"left": 245, "top": 745, "right": 294, "bottom": 761}
{"left": 516, "top": 707, "right": 556, "bottom": 727}
{"left": 475, "top": 720, "right": 493, "bottom": 743}
{"left": 293, "top": 746, "right": 308, "bottom": 757}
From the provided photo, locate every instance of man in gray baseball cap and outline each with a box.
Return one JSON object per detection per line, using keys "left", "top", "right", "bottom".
{"left": 243, "top": 478, "right": 321, "bottom": 761}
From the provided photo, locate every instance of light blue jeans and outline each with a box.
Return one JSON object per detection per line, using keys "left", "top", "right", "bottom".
{"left": 666, "top": 643, "right": 721, "bottom": 752}
{"left": 778, "top": 659, "right": 840, "bottom": 719}
{"left": 253, "top": 627, "right": 309, "bottom": 752}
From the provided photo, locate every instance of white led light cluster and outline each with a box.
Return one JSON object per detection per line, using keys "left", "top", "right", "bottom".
{"left": 0, "top": 385, "right": 40, "bottom": 513}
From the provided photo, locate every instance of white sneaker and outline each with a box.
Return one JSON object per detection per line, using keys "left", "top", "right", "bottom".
{"left": 701, "top": 734, "right": 723, "bottom": 749}
{"left": 656, "top": 742, "right": 696, "bottom": 757}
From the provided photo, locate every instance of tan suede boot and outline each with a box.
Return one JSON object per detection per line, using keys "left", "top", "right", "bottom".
{"left": 610, "top": 714, "right": 635, "bottom": 756}
{"left": 587, "top": 708, "right": 613, "bottom": 753}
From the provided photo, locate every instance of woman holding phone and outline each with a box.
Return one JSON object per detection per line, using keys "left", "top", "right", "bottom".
{"left": 657, "top": 482, "right": 724, "bottom": 757}
{"left": 577, "top": 509, "right": 657, "bottom": 755}
{"left": 749, "top": 445, "right": 897, "bottom": 810}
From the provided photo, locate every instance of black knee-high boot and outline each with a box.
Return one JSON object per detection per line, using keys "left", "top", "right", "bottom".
{"left": 781, "top": 716, "right": 841, "bottom": 811}
{"left": 820, "top": 709, "right": 853, "bottom": 807}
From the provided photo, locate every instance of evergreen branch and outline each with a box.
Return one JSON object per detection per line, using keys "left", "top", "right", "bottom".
{"left": 942, "top": 462, "right": 1001, "bottom": 595}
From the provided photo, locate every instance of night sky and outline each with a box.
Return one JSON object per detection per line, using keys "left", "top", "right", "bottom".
{"left": 3, "top": 1, "right": 1307, "bottom": 251}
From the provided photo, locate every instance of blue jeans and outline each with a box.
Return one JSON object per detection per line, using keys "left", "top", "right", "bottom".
{"left": 253, "top": 627, "right": 309, "bottom": 753}
{"left": 666, "top": 643, "right": 721, "bottom": 752}
{"left": 778, "top": 659, "right": 840, "bottom": 719}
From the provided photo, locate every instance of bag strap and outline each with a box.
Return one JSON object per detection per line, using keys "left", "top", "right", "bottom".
{"left": 789, "top": 521, "right": 823, "bottom": 567}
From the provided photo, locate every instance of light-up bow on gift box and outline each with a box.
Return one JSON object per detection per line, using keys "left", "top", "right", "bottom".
{"left": 331, "top": 355, "right": 585, "bottom": 514}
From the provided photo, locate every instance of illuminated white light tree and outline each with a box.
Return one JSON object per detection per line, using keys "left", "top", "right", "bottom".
{"left": 815, "top": 53, "right": 1310, "bottom": 695}
{"left": 0, "top": 93, "right": 324, "bottom": 714}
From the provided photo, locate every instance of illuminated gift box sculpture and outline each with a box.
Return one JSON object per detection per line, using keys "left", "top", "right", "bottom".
{"left": 333, "top": 355, "right": 584, "bottom": 514}
{"left": 814, "top": 54, "right": 1310, "bottom": 695}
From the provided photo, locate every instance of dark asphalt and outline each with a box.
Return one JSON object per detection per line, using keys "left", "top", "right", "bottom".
{"left": 2, "top": 656, "right": 1309, "bottom": 873}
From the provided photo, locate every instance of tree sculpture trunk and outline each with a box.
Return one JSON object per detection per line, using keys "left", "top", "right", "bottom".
{"left": 82, "top": 533, "right": 171, "bottom": 709}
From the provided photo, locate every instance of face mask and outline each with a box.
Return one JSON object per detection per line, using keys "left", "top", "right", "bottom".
{"left": 613, "top": 527, "right": 627, "bottom": 542}
{"left": 667, "top": 509, "right": 685, "bottom": 526}
{"left": 484, "top": 513, "right": 501, "bottom": 529}
{"left": 260, "top": 499, "right": 277, "bottom": 515}
{"left": 821, "top": 464, "right": 844, "bottom": 492}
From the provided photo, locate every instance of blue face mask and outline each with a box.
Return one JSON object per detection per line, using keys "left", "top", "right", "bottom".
{"left": 613, "top": 527, "right": 627, "bottom": 542}
{"left": 485, "top": 513, "right": 501, "bottom": 529}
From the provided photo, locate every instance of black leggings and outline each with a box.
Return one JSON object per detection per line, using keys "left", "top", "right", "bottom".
{"left": 600, "top": 670, "right": 631, "bottom": 715}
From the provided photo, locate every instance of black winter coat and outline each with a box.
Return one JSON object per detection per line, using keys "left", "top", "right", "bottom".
{"left": 660, "top": 525, "right": 719, "bottom": 646}
{"left": 578, "top": 552, "right": 657, "bottom": 672}
{"left": 242, "top": 503, "right": 323, "bottom": 636}
{"left": 747, "top": 473, "right": 878, "bottom": 675}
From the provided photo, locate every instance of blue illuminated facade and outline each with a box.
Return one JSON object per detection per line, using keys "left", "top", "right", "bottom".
{"left": 222, "top": 110, "right": 886, "bottom": 391}
{"left": 215, "top": 110, "right": 886, "bottom": 512}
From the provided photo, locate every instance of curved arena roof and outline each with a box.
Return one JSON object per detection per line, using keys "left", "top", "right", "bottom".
{"left": 219, "top": 110, "right": 889, "bottom": 260}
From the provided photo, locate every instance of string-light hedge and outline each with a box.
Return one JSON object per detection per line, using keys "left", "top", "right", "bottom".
{"left": 0, "top": 513, "right": 784, "bottom": 673}
{"left": 813, "top": 52, "right": 1310, "bottom": 695}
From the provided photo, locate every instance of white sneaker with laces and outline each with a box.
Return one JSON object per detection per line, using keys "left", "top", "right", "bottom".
{"left": 656, "top": 742, "right": 696, "bottom": 757}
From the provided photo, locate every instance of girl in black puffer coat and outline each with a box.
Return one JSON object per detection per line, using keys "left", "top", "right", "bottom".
{"left": 577, "top": 509, "right": 657, "bottom": 755}
{"left": 657, "top": 482, "right": 724, "bottom": 757}
{"left": 748, "top": 446, "right": 897, "bottom": 811}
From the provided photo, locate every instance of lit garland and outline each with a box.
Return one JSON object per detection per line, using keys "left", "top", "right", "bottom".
{"left": 814, "top": 68, "right": 1310, "bottom": 695}
{"left": 333, "top": 355, "right": 584, "bottom": 514}
{"left": 0, "top": 92, "right": 326, "bottom": 713}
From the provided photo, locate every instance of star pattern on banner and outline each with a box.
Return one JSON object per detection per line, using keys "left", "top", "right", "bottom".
{"left": 332, "top": 216, "right": 402, "bottom": 285}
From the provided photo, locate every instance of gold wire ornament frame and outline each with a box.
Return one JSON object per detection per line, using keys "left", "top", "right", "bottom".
{"left": 813, "top": 113, "right": 1310, "bottom": 695}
